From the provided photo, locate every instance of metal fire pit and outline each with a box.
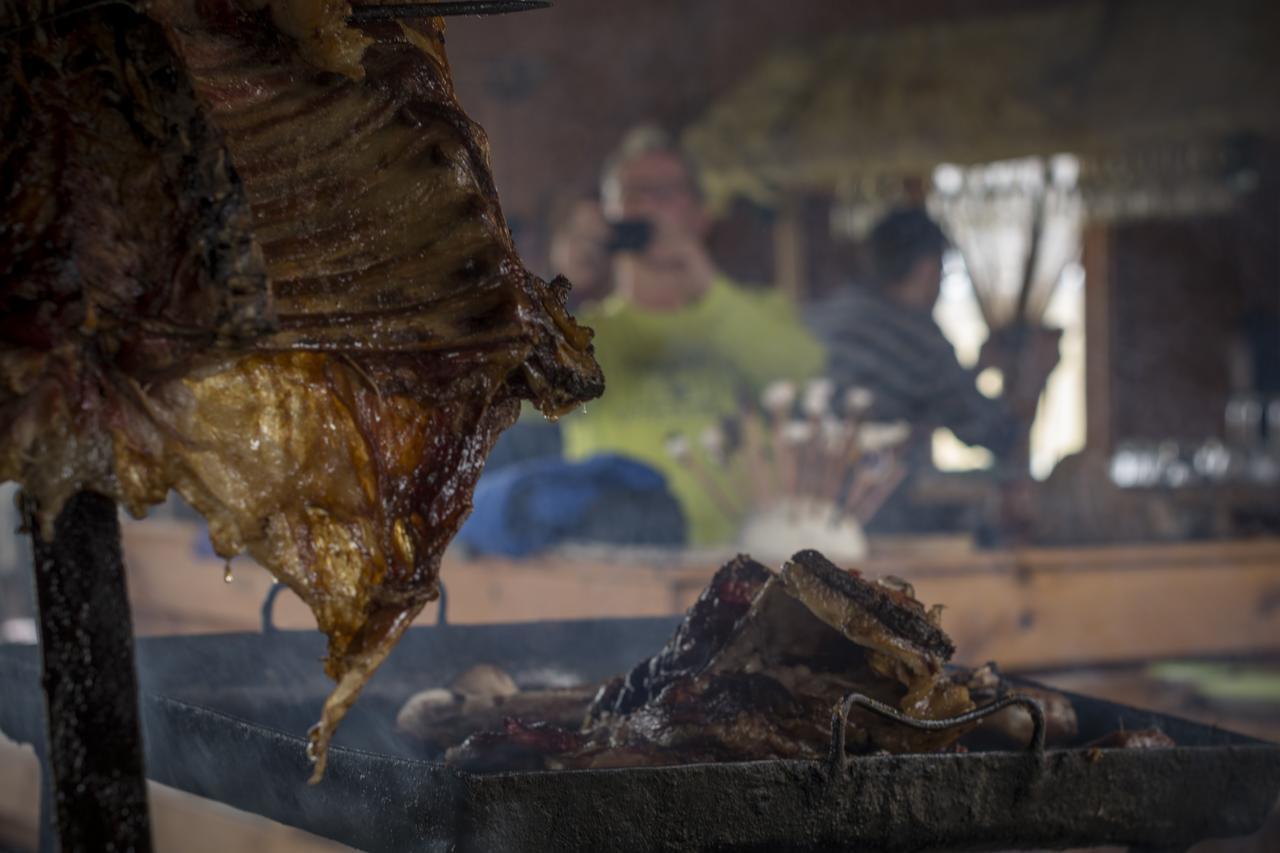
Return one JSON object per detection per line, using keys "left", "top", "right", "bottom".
{"left": 2, "top": 617, "right": 1278, "bottom": 852}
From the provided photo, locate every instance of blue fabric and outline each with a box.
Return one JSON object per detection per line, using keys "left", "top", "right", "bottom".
{"left": 457, "top": 453, "right": 685, "bottom": 557}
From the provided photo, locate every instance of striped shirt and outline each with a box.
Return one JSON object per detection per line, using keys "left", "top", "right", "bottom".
{"left": 804, "top": 287, "right": 1015, "bottom": 456}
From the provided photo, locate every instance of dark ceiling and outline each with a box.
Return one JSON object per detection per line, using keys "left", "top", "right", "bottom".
{"left": 446, "top": 0, "right": 1076, "bottom": 270}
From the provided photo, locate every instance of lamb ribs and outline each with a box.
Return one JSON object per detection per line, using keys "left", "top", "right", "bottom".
{"left": 1, "top": 0, "right": 601, "bottom": 780}
{"left": 444, "top": 551, "right": 978, "bottom": 772}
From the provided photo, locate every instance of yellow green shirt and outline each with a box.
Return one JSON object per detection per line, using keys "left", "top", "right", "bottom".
{"left": 561, "top": 277, "right": 825, "bottom": 545}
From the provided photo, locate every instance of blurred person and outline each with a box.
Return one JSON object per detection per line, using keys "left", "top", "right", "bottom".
{"left": 548, "top": 193, "right": 611, "bottom": 310}
{"left": 805, "top": 207, "right": 1059, "bottom": 533}
{"left": 559, "top": 125, "right": 825, "bottom": 546}
{"left": 595, "top": 126, "right": 717, "bottom": 311}
{"left": 467, "top": 196, "right": 608, "bottom": 487}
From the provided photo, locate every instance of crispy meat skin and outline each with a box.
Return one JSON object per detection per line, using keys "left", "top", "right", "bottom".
{"left": 446, "top": 551, "right": 975, "bottom": 772}
{"left": 589, "top": 554, "right": 774, "bottom": 720}
{"left": 0, "top": 1, "right": 601, "bottom": 780}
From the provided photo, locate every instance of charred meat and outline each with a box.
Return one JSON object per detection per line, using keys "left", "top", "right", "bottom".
{"left": 397, "top": 664, "right": 596, "bottom": 753}
{"left": 438, "top": 551, "right": 978, "bottom": 771}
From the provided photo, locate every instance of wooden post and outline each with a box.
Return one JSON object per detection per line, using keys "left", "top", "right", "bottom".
{"left": 774, "top": 192, "right": 808, "bottom": 301}
{"left": 1082, "top": 223, "right": 1113, "bottom": 455}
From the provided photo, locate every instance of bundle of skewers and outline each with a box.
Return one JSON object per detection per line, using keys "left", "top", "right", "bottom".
{"left": 664, "top": 379, "right": 911, "bottom": 560}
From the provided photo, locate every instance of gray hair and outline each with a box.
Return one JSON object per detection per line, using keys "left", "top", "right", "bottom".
{"left": 600, "top": 124, "right": 703, "bottom": 215}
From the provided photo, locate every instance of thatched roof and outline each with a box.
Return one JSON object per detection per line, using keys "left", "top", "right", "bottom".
{"left": 684, "top": 0, "right": 1280, "bottom": 208}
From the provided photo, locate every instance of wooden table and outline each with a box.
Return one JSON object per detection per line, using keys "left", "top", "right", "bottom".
{"left": 119, "top": 519, "right": 1280, "bottom": 670}
{"left": 7, "top": 523, "right": 1274, "bottom": 853}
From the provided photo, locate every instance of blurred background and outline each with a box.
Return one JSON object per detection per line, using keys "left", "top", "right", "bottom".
{"left": 2, "top": 0, "right": 1279, "bottom": 846}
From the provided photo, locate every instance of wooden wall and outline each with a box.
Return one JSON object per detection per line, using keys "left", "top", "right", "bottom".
{"left": 1088, "top": 179, "right": 1280, "bottom": 451}
{"left": 1109, "top": 215, "right": 1244, "bottom": 441}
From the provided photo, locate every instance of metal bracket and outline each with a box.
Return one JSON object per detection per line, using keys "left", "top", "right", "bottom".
{"left": 261, "top": 581, "right": 286, "bottom": 634}
{"left": 262, "top": 579, "right": 448, "bottom": 632}
{"left": 435, "top": 580, "right": 449, "bottom": 626}
{"left": 827, "top": 692, "right": 1046, "bottom": 772}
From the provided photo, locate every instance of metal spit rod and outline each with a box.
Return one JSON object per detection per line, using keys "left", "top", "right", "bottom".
{"left": 348, "top": 1, "right": 550, "bottom": 22}
{"left": 24, "top": 492, "right": 153, "bottom": 853}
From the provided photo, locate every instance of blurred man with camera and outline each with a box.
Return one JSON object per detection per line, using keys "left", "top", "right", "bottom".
{"left": 553, "top": 125, "right": 824, "bottom": 546}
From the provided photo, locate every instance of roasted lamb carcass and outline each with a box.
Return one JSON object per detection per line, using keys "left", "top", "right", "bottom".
{"left": 0, "top": 0, "right": 601, "bottom": 779}
{"left": 442, "top": 550, "right": 977, "bottom": 771}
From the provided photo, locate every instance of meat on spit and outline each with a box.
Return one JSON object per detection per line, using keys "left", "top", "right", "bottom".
{"left": 0, "top": 0, "right": 602, "bottom": 779}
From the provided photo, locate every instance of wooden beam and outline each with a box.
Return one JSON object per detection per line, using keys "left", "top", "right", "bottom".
{"left": 773, "top": 193, "right": 807, "bottom": 300}
{"left": 121, "top": 520, "right": 1280, "bottom": 671}
{"left": 1082, "top": 223, "right": 1113, "bottom": 455}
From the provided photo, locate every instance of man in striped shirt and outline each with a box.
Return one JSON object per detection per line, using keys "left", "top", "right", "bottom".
{"left": 805, "top": 208, "right": 1055, "bottom": 532}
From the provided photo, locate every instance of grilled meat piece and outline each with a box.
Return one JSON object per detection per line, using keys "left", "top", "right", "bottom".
{"left": 446, "top": 718, "right": 590, "bottom": 773}
{"left": 0, "top": 0, "right": 601, "bottom": 780}
{"left": 766, "top": 549, "right": 966, "bottom": 722}
{"left": 394, "top": 660, "right": 593, "bottom": 747}
{"left": 668, "top": 549, "right": 973, "bottom": 756}
{"left": 587, "top": 671, "right": 829, "bottom": 764}
{"left": 588, "top": 554, "right": 773, "bottom": 720}
{"left": 401, "top": 686, "right": 597, "bottom": 751}
{"left": 959, "top": 663, "right": 1079, "bottom": 749}
{"left": 448, "top": 551, "right": 974, "bottom": 772}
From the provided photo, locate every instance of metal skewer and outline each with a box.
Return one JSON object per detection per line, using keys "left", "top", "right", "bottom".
{"left": 665, "top": 433, "right": 742, "bottom": 521}
{"left": 349, "top": 1, "right": 550, "bottom": 22}
{"left": 780, "top": 419, "right": 812, "bottom": 519}
{"left": 816, "top": 422, "right": 856, "bottom": 510}
{"left": 841, "top": 449, "right": 889, "bottom": 522}
{"left": 797, "top": 379, "right": 834, "bottom": 511}
{"left": 828, "top": 691, "right": 1046, "bottom": 772}
{"left": 848, "top": 458, "right": 908, "bottom": 524}
{"left": 738, "top": 404, "right": 774, "bottom": 503}
{"left": 820, "top": 387, "right": 872, "bottom": 507}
